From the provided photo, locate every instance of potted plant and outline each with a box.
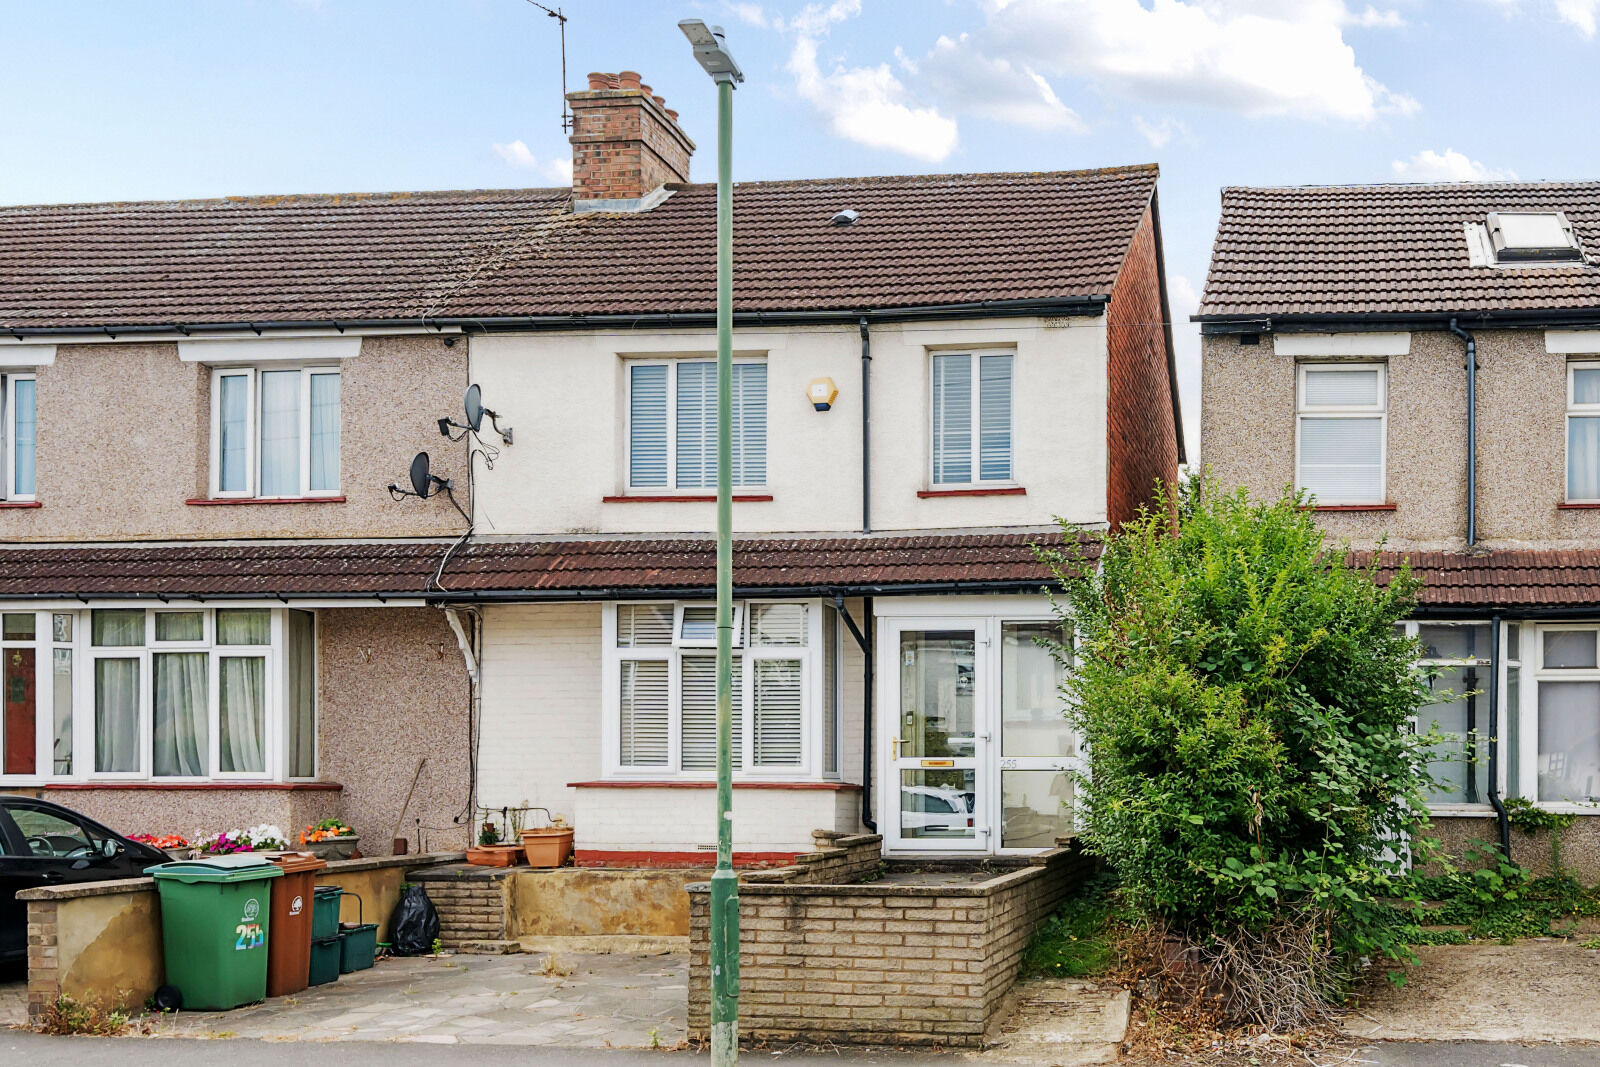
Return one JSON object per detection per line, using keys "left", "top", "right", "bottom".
{"left": 466, "top": 814, "right": 522, "bottom": 867}
{"left": 131, "top": 833, "right": 194, "bottom": 861}
{"left": 518, "top": 806, "right": 574, "bottom": 869}
{"left": 300, "top": 819, "right": 359, "bottom": 861}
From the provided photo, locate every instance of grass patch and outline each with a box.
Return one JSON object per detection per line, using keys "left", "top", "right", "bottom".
{"left": 1020, "top": 872, "right": 1126, "bottom": 979}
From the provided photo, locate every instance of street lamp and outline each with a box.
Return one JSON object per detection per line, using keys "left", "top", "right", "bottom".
{"left": 677, "top": 17, "right": 743, "bottom": 1067}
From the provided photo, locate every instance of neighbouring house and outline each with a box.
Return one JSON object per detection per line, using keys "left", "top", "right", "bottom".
{"left": 1198, "top": 179, "right": 1600, "bottom": 876}
{"left": 0, "top": 69, "right": 1183, "bottom": 865}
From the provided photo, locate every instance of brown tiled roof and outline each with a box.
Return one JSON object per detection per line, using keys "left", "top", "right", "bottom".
{"left": 1371, "top": 550, "right": 1600, "bottom": 609}
{"left": 0, "top": 532, "right": 1086, "bottom": 599}
{"left": 1197, "top": 180, "right": 1600, "bottom": 320}
{"left": 0, "top": 166, "right": 1158, "bottom": 330}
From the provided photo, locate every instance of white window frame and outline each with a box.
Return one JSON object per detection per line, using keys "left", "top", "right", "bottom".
{"left": 1522, "top": 622, "right": 1600, "bottom": 813}
{"left": 1294, "top": 362, "right": 1387, "bottom": 506}
{"left": 623, "top": 357, "right": 768, "bottom": 493}
{"left": 0, "top": 605, "right": 316, "bottom": 786}
{"left": 1400, "top": 620, "right": 1495, "bottom": 815}
{"left": 602, "top": 600, "right": 820, "bottom": 780}
{"left": 208, "top": 366, "right": 341, "bottom": 499}
{"left": 2, "top": 373, "right": 38, "bottom": 502}
{"left": 1565, "top": 362, "right": 1600, "bottom": 503}
{"left": 928, "top": 350, "right": 1017, "bottom": 488}
{"left": 673, "top": 603, "right": 744, "bottom": 648}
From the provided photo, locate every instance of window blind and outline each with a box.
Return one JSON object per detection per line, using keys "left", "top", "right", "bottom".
{"left": 932, "top": 354, "right": 973, "bottom": 484}
{"left": 618, "top": 659, "right": 669, "bottom": 766}
{"left": 681, "top": 656, "right": 743, "bottom": 771}
{"left": 752, "top": 659, "right": 804, "bottom": 766}
{"left": 629, "top": 364, "right": 669, "bottom": 488}
{"left": 1298, "top": 418, "right": 1383, "bottom": 502}
{"left": 617, "top": 603, "right": 673, "bottom": 647}
{"left": 978, "top": 354, "right": 1013, "bottom": 481}
{"left": 749, "top": 603, "right": 806, "bottom": 646}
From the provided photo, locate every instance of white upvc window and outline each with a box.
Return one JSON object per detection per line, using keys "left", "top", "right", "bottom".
{"left": 602, "top": 600, "right": 824, "bottom": 779}
{"left": 1400, "top": 620, "right": 1493, "bottom": 811}
{"left": 1, "top": 373, "right": 37, "bottom": 501}
{"left": 0, "top": 605, "right": 318, "bottom": 785}
{"left": 931, "top": 351, "right": 1014, "bottom": 485}
{"left": 1295, "top": 363, "right": 1386, "bottom": 505}
{"left": 1525, "top": 623, "right": 1600, "bottom": 809}
{"left": 1566, "top": 362, "right": 1600, "bottom": 502}
{"left": 210, "top": 366, "right": 341, "bottom": 499}
{"left": 625, "top": 358, "right": 767, "bottom": 491}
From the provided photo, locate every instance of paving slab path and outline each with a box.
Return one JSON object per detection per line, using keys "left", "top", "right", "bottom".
{"left": 148, "top": 950, "right": 688, "bottom": 1047}
{"left": 1346, "top": 942, "right": 1600, "bottom": 1043}
{"left": 976, "top": 978, "right": 1129, "bottom": 1066}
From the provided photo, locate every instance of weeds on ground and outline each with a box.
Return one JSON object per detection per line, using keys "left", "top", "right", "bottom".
{"left": 1398, "top": 843, "right": 1600, "bottom": 944}
{"left": 37, "top": 994, "right": 137, "bottom": 1036}
{"left": 1020, "top": 871, "right": 1127, "bottom": 979}
{"left": 538, "top": 953, "right": 572, "bottom": 977}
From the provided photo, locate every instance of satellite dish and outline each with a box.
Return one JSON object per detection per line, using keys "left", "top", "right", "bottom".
{"left": 409, "top": 452, "right": 433, "bottom": 498}
{"left": 464, "top": 384, "right": 485, "bottom": 432}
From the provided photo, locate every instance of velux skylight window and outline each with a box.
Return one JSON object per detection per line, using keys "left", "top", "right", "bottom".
{"left": 1486, "top": 211, "right": 1583, "bottom": 263}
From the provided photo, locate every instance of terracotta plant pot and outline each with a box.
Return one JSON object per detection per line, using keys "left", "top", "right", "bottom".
{"left": 466, "top": 844, "right": 523, "bottom": 867}
{"left": 520, "top": 827, "right": 574, "bottom": 868}
{"left": 305, "top": 835, "right": 359, "bottom": 861}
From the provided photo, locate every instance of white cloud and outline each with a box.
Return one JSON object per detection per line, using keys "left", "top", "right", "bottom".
{"left": 491, "top": 140, "right": 573, "bottom": 184}
{"left": 1477, "top": 0, "right": 1600, "bottom": 37}
{"left": 1390, "top": 148, "right": 1516, "bottom": 182}
{"left": 785, "top": 1, "right": 960, "bottom": 161}
{"left": 1344, "top": 4, "right": 1406, "bottom": 27}
{"left": 910, "top": 33, "right": 1085, "bottom": 131}
{"left": 1132, "top": 114, "right": 1187, "bottom": 148}
{"left": 725, "top": 2, "right": 774, "bottom": 28}
{"left": 932, "top": 0, "right": 1416, "bottom": 124}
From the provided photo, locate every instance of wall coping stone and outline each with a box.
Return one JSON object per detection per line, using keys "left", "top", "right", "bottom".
{"left": 18, "top": 850, "right": 465, "bottom": 902}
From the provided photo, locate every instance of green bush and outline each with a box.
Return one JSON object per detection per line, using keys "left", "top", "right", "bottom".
{"left": 1041, "top": 480, "right": 1438, "bottom": 999}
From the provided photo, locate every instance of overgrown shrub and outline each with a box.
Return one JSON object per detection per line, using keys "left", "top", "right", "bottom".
{"left": 1041, "top": 480, "right": 1437, "bottom": 1024}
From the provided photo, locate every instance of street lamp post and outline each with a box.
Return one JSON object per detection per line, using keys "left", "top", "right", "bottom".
{"left": 677, "top": 19, "right": 744, "bottom": 1067}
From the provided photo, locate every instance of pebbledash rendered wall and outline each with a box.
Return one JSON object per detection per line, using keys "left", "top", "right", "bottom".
{"left": 688, "top": 836, "right": 1094, "bottom": 1047}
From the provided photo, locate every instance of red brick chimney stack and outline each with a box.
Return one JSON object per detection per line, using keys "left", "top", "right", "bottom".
{"left": 568, "top": 71, "right": 696, "bottom": 212}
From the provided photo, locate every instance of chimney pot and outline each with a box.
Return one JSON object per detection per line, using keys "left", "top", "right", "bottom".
{"left": 665, "top": 108, "right": 679, "bottom": 122}
{"left": 652, "top": 95, "right": 666, "bottom": 109}
{"left": 638, "top": 83, "right": 653, "bottom": 97}
{"left": 618, "top": 70, "right": 642, "bottom": 90}
{"left": 587, "top": 71, "right": 610, "bottom": 90}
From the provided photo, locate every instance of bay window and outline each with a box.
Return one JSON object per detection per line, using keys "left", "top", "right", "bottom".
{"left": 604, "top": 600, "right": 829, "bottom": 778}
{"left": 211, "top": 367, "right": 341, "bottom": 498}
{"left": 1402, "top": 621, "right": 1491, "bottom": 808}
{"left": 1295, "top": 363, "right": 1386, "bottom": 505}
{"left": 1530, "top": 625, "right": 1600, "bottom": 806}
{"left": 626, "top": 359, "right": 767, "bottom": 491}
{"left": 0, "top": 605, "right": 317, "bottom": 783}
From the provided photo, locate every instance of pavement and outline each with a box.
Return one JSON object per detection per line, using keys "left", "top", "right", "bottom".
{"left": 144, "top": 950, "right": 688, "bottom": 1047}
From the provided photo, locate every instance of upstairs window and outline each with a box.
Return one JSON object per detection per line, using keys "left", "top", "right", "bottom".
{"left": 1295, "top": 363, "right": 1386, "bottom": 505}
{"left": 627, "top": 359, "right": 767, "bottom": 491}
{"left": 1487, "top": 211, "right": 1583, "bottom": 263}
{"left": 931, "top": 351, "right": 1013, "bottom": 485}
{"left": 2, "top": 374, "right": 36, "bottom": 501}
{"left": 211, "top": 367, "right": 341, "bottom": 499}
{"left": 1568, "top": 363, "right": 1600, "bottom": 502}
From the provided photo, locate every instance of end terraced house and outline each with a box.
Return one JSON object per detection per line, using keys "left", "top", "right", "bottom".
{"left": 0, "top": 71, "right": 1181, "bottom": 868}
{"left": 1199, "top": 180, "right": 1600, "bottom": 876}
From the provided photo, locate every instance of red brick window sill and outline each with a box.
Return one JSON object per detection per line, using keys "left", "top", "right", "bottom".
{"left": 1302, "top": 503, "right": 1397, "bottom": 512}
{"left": 601, "top": 494, "right": 774, "bottom": 503}
{"left": 568, "top": 780, "right": 860, "bottom": 792}
{"left": 1558, "top": 502, "right": 1600, "bottom": 510}
{"left": 186, "top": 496, "right": 347, "bottom": 506}
{"left": 917, "top": 486, "right": 1027, "bottom": 499}
{"left": 0, "top": 500, "right": 41, "bottom": 509}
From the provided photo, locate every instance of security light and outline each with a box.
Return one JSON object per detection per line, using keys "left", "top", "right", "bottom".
{"left": 678, "top": 20, "right": 744, "bottom": 83}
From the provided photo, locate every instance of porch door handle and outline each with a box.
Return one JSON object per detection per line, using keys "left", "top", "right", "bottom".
{"left": 891, "top": 737, "right": 902, "bottom": 759}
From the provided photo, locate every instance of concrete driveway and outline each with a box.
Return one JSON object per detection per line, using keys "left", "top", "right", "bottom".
{"left": 146, "top": 950, "right": 687, "bottom": 1047}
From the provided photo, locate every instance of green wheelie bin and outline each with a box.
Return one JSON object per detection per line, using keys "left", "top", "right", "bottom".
{"left": 149, "top": 855, "right": 283, "bottom": 1011}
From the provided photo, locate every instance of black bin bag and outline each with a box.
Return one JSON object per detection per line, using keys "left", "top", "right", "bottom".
{"left": 390, "top": 882, "right": 441, "bottom": 956}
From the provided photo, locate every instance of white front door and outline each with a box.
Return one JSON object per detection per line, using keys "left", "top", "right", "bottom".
{"left": 882, "top": 618, "right": 989, "bottom": 852}
{"left": 879, "top": 603, "right": 1081, "bottom": 855}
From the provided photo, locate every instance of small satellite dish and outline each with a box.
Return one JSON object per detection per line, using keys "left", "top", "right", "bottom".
{"left": 464, "top": 384, "right": 485, "bottom": 432}
{"left": 409, "top": 452, "right": 434, "bottom": 498}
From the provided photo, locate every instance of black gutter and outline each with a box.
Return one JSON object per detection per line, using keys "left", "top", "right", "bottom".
{"left": 1487, "top": 613, "right": 1512, "bottom": 855}
{"left": 422, "top": 579, "right": 1054, "bottom": 604}
{"left": 1448, "top": 318, "right": 1478, "bottom": 548}
{"left": 859, "top": 318, "right": 872, "bottom": 534}
{"left": 2, "top": 296, "right": 1111, "bottom": 341}
{"left": 1197, "top": 307, "right": 1600, "bottom": 334}
{"left": 834, "top": 594, "right": 876, "bottom": 834}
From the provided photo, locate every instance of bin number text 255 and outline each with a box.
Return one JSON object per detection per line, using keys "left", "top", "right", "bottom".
{"left": 235, "top": 923, "right": 265, "bottom": 951}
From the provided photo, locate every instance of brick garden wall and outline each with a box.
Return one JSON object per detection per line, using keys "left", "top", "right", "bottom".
{"left": 411, "top": 865, "right": 510, "bottom": 947}
{"left": 688, "top": 840, "right": 1096, "bottom": 1047}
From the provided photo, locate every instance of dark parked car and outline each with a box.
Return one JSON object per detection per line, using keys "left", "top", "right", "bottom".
{"left": 0, "top": 794, "right": 168, "bottom": 961}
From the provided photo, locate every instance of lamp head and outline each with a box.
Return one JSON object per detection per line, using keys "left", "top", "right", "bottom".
{"left": 678, "top": 19, "right": 744, "bottom": 83}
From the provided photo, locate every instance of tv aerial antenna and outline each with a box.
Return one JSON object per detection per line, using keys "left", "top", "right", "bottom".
{"left": 525, "top": 0, "right": 572, "bottom": 134}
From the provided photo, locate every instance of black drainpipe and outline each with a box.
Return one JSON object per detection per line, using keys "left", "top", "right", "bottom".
{"left": 1488, "top": 613, "right": 1512, "bottom": 855}
{"left": 1448, "top": 318, "right": 1478, "bottom": 548}
{"left": 860, "top": 317, "right": 872, "bottom": 534}
{"left": 835, "top": 594, "right": 876, "bottom": 832}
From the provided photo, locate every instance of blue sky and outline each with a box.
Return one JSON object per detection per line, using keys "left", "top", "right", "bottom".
{"left": 4, "top": 0, "right": 1599, "bottom": 455}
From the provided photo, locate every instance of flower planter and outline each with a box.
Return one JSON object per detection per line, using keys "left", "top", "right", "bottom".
{"left": 520, "top": 827, "right": 574, "bottom": 868}
{"left": 305, "top": 835, "right": 359, "bottom": 861}
{"left": 466, "top": 844, "right": 522, "bottom": 867}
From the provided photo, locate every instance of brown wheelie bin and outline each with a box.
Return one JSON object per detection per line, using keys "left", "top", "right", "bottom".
{"left": 263, "top": 851, "right": 327, "bottom": 997}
